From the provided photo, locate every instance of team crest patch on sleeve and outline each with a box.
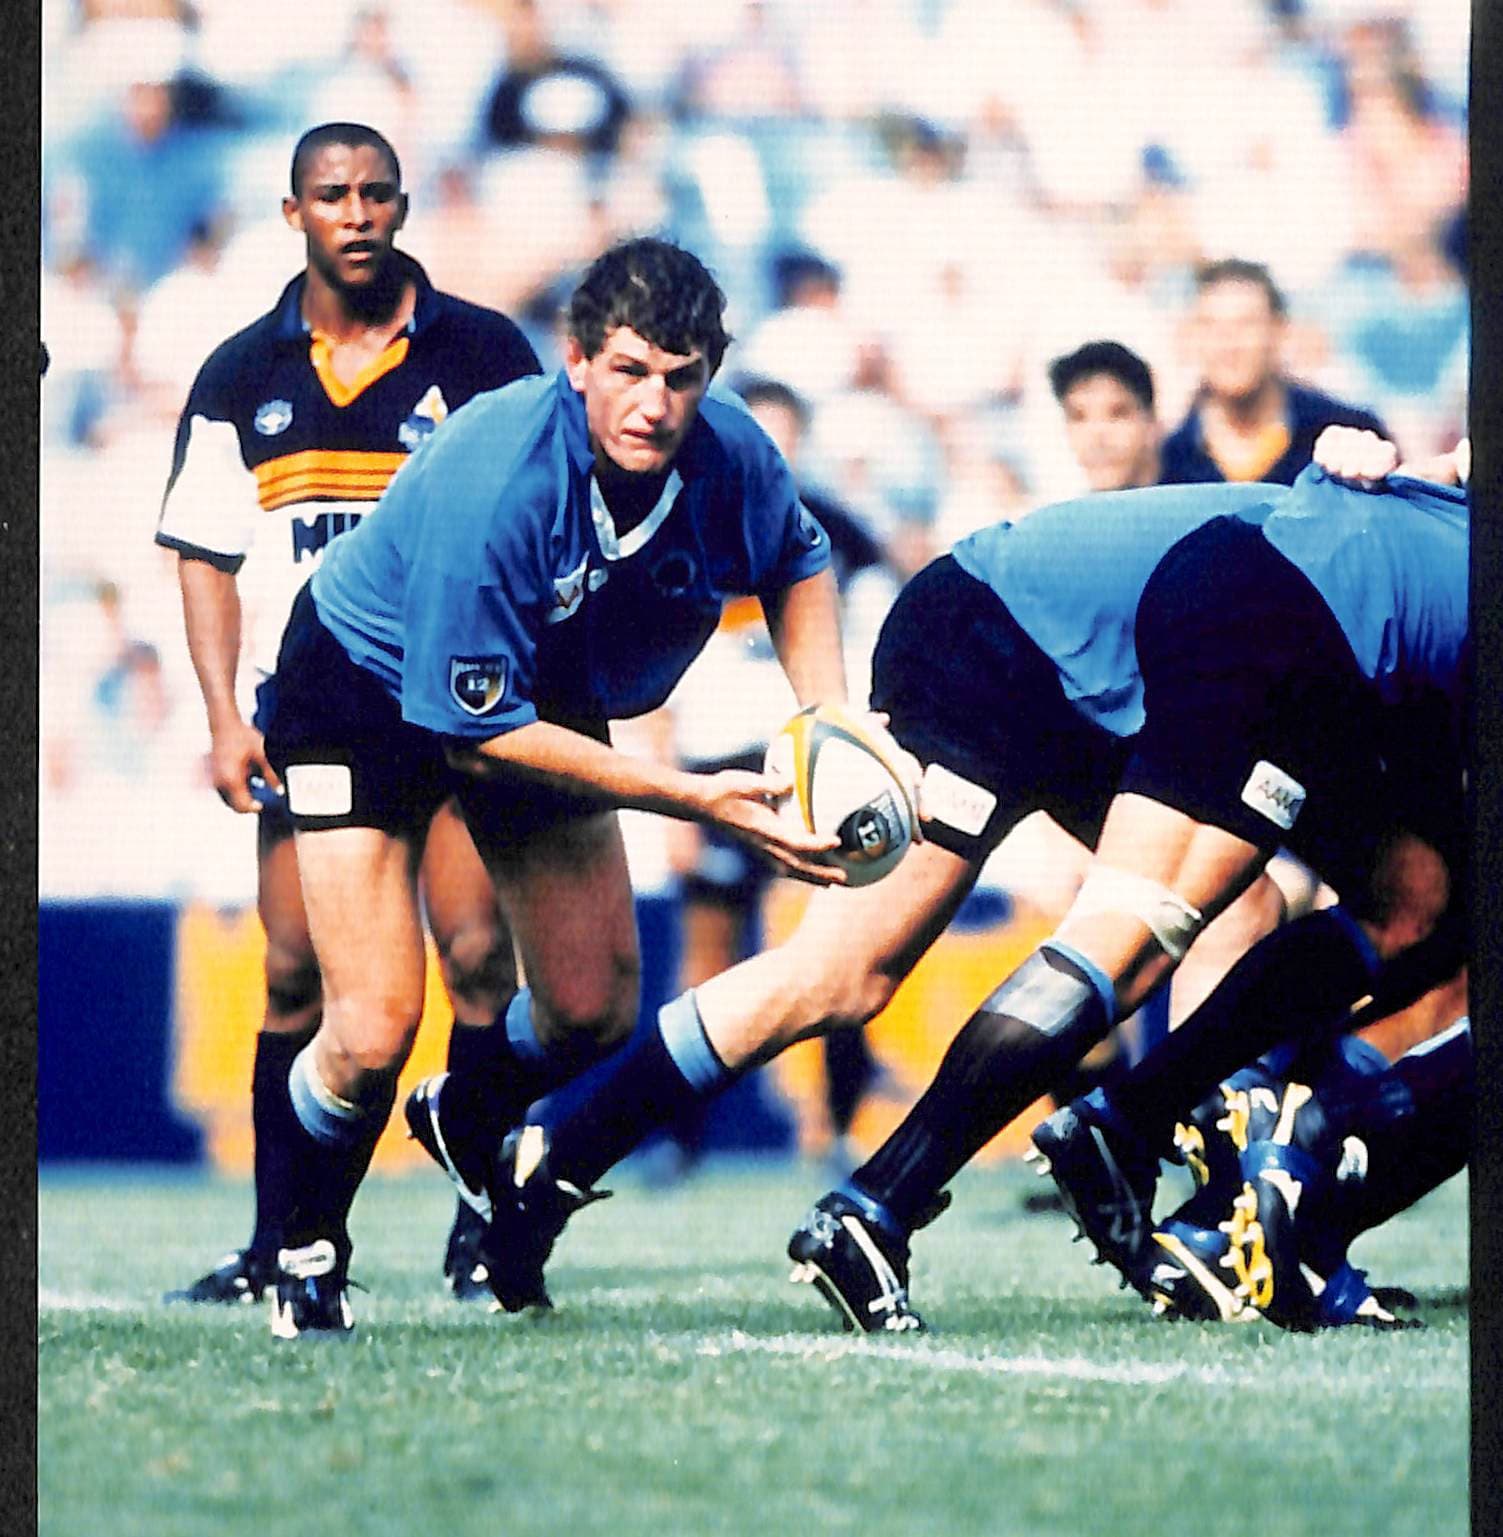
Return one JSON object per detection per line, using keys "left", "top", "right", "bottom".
{"left": 1241, "top": 759, "right": 1306, "bottom": 831}
{"left": 450, "top": 656, "right": 509, "bottom": 716}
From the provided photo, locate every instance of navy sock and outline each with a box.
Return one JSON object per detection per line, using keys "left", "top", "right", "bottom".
{"left": 1105, "top": 909, "right": 1381, "bottom": 1154}
{"left": 823, "top": 1028, "right": 877, "bottom": 1137}
{"left": 1329, "top": 1018, "right": 1473, "bottom": 1246}
{"left": 854, "top": 943, "right": 1114, "bottom": 1231}
{"left": 440, "top": 990, "right": 599, "bottom": 1162}
{"left": 283, "top": 1047, "right": 393, "bottom": 1259}
{"left": 446, "top": 1017, "right": 503, "bottom": 1078}
{"left": 548, "top": 991, "right": 731, "bottom": 1190}
{"left": 249, "top": 1026, "right": 317, "bottom": 1261}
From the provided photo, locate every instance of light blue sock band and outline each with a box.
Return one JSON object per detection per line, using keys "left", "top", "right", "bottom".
{"left": 503, "top": 989, "right": 545, "bottom": 1061}
{"left": 1042, "top": 939, "right": 1119, "bottom": 1026}
{"left": 658, "top": 990, "right": 729, "bottom": 1095}
{"left": 288, "top": 1045, "right": 366, "bottom": 1149}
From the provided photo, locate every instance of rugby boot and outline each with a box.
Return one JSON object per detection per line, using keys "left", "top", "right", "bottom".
{"left": 1143, "top": 1065, "right": 1286, "bottom": 1322}
{"left": 479, "top": 1124, "right": 611, "bottom": 1313}
{"left": 1223, "top": 1137, "right": 1420, "bottom": 1331}
{"left": 163, "top": 1247, "right": 273, "bottom": 1306}
{"left": 404, "top": 1072, "right": 495, "bottom": 1221}
{"left": 1028, "top": 1095, "right": 1160, "bottom": 1295}
{"left": 787, "top": 1189, "right": 950, "bottom": 1335}
{"left": 270, "top": 1238, "right": 355, "bottom": 1340}
{"left": 443, "top": 1199, "right": 493, "bottom": 1301}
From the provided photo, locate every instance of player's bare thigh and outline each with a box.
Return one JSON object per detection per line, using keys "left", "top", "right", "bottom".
{"left": 484, "top": 809, "right": 641, "bottom": 1053}
{"left": 419, "top": 796, "right": 517, "bottom": 1024}
{"left": 294, "top": 823, "right": 430, "bottom": 1094}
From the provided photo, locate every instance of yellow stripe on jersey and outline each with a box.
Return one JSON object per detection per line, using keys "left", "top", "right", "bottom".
{"left": 309, "top": 332, "right": 411, "bottom": 407}
{"left": 254, "top": 449, "right": 407, "bottom": 510}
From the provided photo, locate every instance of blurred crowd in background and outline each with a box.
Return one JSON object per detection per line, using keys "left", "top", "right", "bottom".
{"left": 40, "top": 0, "right": 1469, "bottom": 903}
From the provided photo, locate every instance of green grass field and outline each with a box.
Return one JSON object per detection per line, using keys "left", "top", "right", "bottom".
{"left": 39, "top": 1160, "right": 1468, "bottom": 1537}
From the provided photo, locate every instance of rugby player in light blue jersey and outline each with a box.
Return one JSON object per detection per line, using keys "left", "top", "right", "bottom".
{"left": 795, "top": 440, "right": 1468, "bottom": 1332}
{"left": 254, "top": 237, "right": 869, "bottom": 1337}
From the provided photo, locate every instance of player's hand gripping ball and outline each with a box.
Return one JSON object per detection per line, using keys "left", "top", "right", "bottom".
{"left": 763, "top": 704, "right": 916, "bottom": 886}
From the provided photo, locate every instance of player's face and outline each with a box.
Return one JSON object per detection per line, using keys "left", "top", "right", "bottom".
{"left": 1195, "top": 280, "right": 1283, "bottom": 404}
{"left": 1061, "top": 373, "right": 1158, "bottom": 491}
{"left": 283, "top": 143, "right": 407, "bottom": 291}
{"left": 567, "top": 327, "right": 711, "bottom": 476}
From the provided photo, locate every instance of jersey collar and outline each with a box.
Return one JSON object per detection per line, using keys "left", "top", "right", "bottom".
{"left": 272, "top": 252, "right": 438, "bottom": 344}
{"left": 555, "top": 371, "right": 688, "bottom": 559}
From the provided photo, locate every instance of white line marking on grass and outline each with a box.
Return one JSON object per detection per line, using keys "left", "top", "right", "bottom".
{"left": 38, "top": 1288, "right": 141, "bottom": 1314}
{"left": 701, "top": 1331, "right": 1230, "bottom": 1387}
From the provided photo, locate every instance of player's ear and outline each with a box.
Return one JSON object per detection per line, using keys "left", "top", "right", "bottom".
{"left": 282, "top": 195, "right": 304, "bottom": 233}
{"left": 564, "top": 335, "right": 590, "bottom": 393}
{"left": 392, "top": 192, "right": 409, "bottom": 233}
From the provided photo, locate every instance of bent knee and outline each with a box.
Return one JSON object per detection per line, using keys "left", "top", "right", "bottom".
{"left": 264, "top": 940, "right": 321, "bottom": 1022}
{"left": 433, "top": 920, "right": 517, "bottom": 1016}
{"left": 535, "top": 952, "right": 641, "bottom": 1054}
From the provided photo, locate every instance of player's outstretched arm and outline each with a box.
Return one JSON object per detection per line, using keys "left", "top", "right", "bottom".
{"left": 448, "top": 721, "right": 845, "bottom": 884}
{"left": 177, "top": 556, "right": 280, "bottom": 813}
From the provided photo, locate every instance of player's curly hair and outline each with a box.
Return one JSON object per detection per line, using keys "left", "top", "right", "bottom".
{"left": 568, "top": 238, "right": 731, "bottom": 373}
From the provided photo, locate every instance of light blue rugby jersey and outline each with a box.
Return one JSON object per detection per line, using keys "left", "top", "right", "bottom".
{"left": 951, "top": 482, "right": 1286, "bottom": 736}
{"left": 310, "top": 370, "right": 831, "bottom": 738}
{"left": 1260, "top": 464, "right": 1468, "bottom": 714}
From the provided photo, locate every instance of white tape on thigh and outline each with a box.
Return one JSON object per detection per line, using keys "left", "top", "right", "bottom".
{"left": 1067, "top": 866, "right": 1205, "bottom": 962}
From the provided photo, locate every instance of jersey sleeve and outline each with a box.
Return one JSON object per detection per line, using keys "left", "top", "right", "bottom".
{"left": 741, "top": 423, "right": 833, "bottom": 597}
{"left": 155, "top": 354, "right": 259, "bottom": 571}
{"left": 392, "top": 451, "right": 548, "bottom": 739}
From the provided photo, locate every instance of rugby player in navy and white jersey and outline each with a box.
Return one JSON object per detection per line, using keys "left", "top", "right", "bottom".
{"left": 156, "top": 123, "right": 541, "bottom": 1307}
{"left": 254, "top": 236, "right": 871, "bottom": 1337}
{"left": 791, "top": 446, "right": 1468, "bottom": 1331}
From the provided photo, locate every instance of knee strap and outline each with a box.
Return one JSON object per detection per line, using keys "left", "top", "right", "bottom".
{"left": 1066, "top": 865, "right": 1206, "bottom": 963}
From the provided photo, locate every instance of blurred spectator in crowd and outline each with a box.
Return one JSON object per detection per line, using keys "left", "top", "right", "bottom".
{"left": 676, "top": 0, "right": 804, "bottom": 121}
{"left": 306, "top": 5, "right": 423, "bottom": 187}
{"left": 736, "top": 252, "right": 862, "bottom": 405}
{"left": 1160, "top": 258, "right": 1386, "bottom": 484}
{"left": 482, "top": 0, "right": 631, "bottom": 158}
{"left": 46, "top": 18, "right": 228, "bottom": 296}
{"left": 1048, "top": 340, "right": 1161, "bottom": 492}
{"left": 1333, "top": 16, "right": 1467, "bottom": 267}
{"left": 1325, "top": 223, "right": 1467, "bottom": 458}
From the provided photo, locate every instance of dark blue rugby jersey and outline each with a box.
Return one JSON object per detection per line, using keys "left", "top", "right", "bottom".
{"left": 155, "top": 252, "right": 540, "bottom": 682}
{"left": 311, "top": 371, "right": 834, "bottom": 737}
{"left": 1160, "top": 381, "right": 1387, "bottom": 487}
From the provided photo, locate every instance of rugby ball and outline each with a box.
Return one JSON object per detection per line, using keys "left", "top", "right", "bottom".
{"left": 763, "top": 704, "right": 915, "bottom": 886}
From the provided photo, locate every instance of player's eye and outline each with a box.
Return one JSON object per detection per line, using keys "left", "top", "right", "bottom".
{"left": 314, "top": 185, "right": 350, "bottom": 203}
{"left": 363, "top": 183, "right": 398, "bottom": 203}
{"left": 666, "top": 364, "right": 703, "bottom": 391}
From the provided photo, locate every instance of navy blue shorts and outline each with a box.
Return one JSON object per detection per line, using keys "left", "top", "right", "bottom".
{"left": 871, "top": 555, "right": 1130, "bottom": 861}
{"left": 263, "top": 583, "right": 609, "bottom": 858}
{"left": 1123, "top": 516, "right": 1464, "bottom": 910}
